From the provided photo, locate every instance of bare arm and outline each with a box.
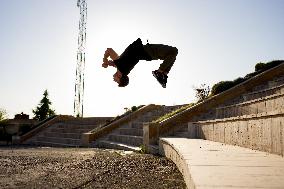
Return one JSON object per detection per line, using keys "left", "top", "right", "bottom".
{"left": 102, "top": 48, "right": 119, "bottom": 68}
{"left": 103, "top": 48, "right": 119, "bottom": 62}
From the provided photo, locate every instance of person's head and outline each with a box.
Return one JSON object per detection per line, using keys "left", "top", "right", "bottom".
{"left": 113, "top": 71, "right": 129, "bottom": 87}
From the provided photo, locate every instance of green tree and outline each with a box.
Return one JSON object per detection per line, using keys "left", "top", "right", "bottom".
{"left": 0, "top": 108, "right": 8, "bottom": 122}
{"left": 0, "top": 109, "right": 8, "bottom": 140}
{"left": 33, "top": 90, "right": 55, "bottom": 121}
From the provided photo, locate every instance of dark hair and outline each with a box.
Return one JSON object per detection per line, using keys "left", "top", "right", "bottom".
{"left": 118, "top": 75, "right": 129, "bottom": 87}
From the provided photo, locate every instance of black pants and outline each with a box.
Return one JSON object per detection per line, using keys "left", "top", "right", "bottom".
{"left": 143, "top": 44, "right": 178, "bottom": 73}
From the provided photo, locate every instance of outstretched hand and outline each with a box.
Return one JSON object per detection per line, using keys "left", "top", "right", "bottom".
{"left": 102, "top": 57, "right": 109, "bottom": 68}
{"left": 102, "top": 62, "right": 108, "bottom": 68}
{"left": 102, "top": 60, "right": 114, "bottom": 68}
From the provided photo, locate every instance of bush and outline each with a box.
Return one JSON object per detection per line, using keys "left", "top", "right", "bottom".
{"left": 211, "top": 60, "right": 283, "bottom": 96}
{"left": 211, "top": 81, "right": 235, "bottom": 96}
{"left": 131, "top": 106, "right": 138, "bottom": 112}
{"left": 0, "top": 108, "right": 8, "bottom": 122}
{"left": 255, "top": 60, "right": 283, "bottom": 72}
{"left": 194, "top": 84, "right": 211, "bottom": 102}
{"left": 131, "top": 105, "right": 144, "bottom": 112}
{"left": 255, "top": 62, "right": 266, "bottom": 72}
{"left": 233, "top": 77, "right": 246, "bottom": 85}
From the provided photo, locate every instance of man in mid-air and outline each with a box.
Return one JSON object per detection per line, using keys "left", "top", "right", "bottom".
{"left": 102, "top": 38, "right": 178, "bottom": 88}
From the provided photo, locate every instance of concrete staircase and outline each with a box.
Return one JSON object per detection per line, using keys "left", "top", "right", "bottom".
{"left": 93, "top": 106, "right": 182, "bottom": 151}
{"left": 215, "top": 79, "right": 284, "bottom": 119}
{"left": 24, "top": 117, "right": 112, "bottom": 147}
{"left": 189, "top": 74, "right": 284, "bottom": 155}
{"left": 156, "top": 63, "right": 284, "bottom": 188}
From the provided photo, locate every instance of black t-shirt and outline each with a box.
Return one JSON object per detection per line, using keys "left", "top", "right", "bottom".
{"left": 114, "top": 38, "right": 152, "bottom": 76}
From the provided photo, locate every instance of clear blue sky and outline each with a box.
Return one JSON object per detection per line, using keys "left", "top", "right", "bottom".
{"left": 0, "top": 0, "right": 283, "bottom": 118}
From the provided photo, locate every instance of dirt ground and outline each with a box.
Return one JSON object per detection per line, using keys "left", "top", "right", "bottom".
{"left": 0, "top": 147, "right": 186, "bottom": 189}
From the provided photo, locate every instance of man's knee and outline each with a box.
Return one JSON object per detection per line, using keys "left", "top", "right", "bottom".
{"left": 171, "top": 47, "right": 178, "bottom": 56}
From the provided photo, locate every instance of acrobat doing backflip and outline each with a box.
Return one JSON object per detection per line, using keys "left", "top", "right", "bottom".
{"left": 102, "top": 38, "right": 178, "bottom": 88}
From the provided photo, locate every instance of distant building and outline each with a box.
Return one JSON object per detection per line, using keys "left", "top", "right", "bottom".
{"left": 4, "top": 113, "right": 38, "bottom": 136}
{"left": 14, "top": 112, "right": 29, "bottom": 120}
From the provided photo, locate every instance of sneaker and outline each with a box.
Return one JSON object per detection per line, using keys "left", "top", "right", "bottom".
{"left": 152, "top": 70, "right": 168, "bottom": 88}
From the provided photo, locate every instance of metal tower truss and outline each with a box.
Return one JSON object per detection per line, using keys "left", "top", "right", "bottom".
{"left": 74, "top": 0, "right": 87, "bottom": 117}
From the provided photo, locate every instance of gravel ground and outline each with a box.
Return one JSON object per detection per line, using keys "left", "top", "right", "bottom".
{"left": 0, "top": 147, "right": 186, "bottom": 189}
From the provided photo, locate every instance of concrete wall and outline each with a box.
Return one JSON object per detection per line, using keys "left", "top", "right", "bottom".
{"left": 192, "top": 110, "right": 284, "bottom": 156}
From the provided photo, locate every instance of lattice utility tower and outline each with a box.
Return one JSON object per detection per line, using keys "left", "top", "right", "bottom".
{"left": 74, "top": 0, "right": 87, "bottom": 117}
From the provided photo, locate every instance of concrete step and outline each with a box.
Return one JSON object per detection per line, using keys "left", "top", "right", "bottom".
{"left": 35, "top": 136, "right": 81, "bottom": 146}
{"left": 42, "top": 132, "right": 81, "bottom": 139}
{"left": 107, "top": 134, "right": 143, "bottom": 146}
{"left": 49, "top": 128, "right": 90, "bottom": 134}
{"left": 243, "top": 83, "right": 284, "bottom": 102}
{"left": 251, "top": 75, "right": 284, "bottom": 92}
{"left": 160, "top": 105, "right": 181, "bottom": 112}
{"left": 144, "top": 111, "right": 165, "bottom": 117}
{"left": 135, "top": 115, "right": 160, "bottom": 122}
{"left": 175, "top": 124, "right": 188, "bottom": 132}
{"left": 127, "top": 122, "right": 145, "bottom": 129}
{"left": 216, "top": 93, "right": 284, "bottom": 118}
{"left": 173, "top": 132, "right": 188, "bottom": 138}
{"left": 148, "top": 145, "right": 159, "bottom": 155}
{"left": 134, "top": 109, "right": 176, "bottom": 123}
{"left": 96, "top": 140, "right": 140, "bottom": 151}
{"left": 115, "top": 128, "right": 143, "bottom": 136}
{"left": 268, "top": 75, "right": 284, "bottom": 88}
{"left": 160, "top": 138, "right": 284, "bottom": 189}
{"left": 61, "top": 117, "right": 113, "bottom": 125}
{"left": 56, "top": 124, "right": 99, "bottom": 130}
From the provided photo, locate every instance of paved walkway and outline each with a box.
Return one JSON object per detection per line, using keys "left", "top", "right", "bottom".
{"left": 159, "top": 138, "right": 284, "bottom": 189}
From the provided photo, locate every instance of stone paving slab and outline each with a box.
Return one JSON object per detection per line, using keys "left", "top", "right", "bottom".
{"left": 159, "top": 138, "right": 284, "bottom": 189}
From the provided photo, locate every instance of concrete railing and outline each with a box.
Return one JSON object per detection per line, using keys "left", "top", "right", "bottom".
{"left": 144, "top": 62, "right": 284, "bottom": 148}
{"left": 17, "top": 115, "right": 73, "bottom": 144}
{"left": 81, "top": 104, "right": 161, "bottom": 146}
{"left": 189, "top": 108, "right": 284, "bottom": 156}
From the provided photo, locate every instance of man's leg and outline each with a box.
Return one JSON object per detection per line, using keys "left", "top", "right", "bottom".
{"left": 144, "top": 44, "right": 178, "bottom": 88}
{"left": 144, "top": 44, "right": 178, "bottom": 74}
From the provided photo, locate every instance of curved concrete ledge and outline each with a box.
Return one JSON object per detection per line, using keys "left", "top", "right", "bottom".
{"left": 159, "top": 138, "right": 284, "bottom": 189}
{"left": 159, "top": 138, "right": 194, "bottom": 189}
